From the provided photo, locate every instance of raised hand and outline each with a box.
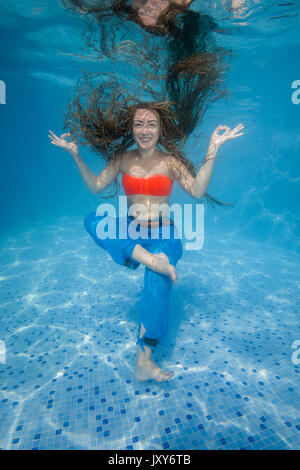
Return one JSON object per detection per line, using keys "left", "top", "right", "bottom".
{"left": 48, "top": 130, "right": 79, "bottom": 155}
{"left": 210, "top": 124, "right": 244, "bottom": 149}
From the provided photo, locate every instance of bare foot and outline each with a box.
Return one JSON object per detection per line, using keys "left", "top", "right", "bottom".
{"left": 135, "top": 357, "right": 174, "bottom": 382}
{"left": 152, "top": 253, "right": 177, "bottom": 283}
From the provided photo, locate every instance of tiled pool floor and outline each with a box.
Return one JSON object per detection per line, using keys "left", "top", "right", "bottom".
{"left": 0, "top": 217, "right": 299, "bottom": 449}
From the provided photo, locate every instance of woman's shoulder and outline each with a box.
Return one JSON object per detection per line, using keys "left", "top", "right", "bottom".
{"left": 165, "top": 153, "right": 176, "bottom": 163}
{"left": 165, "top": 154, "right": 194, "bottom": 181}
{"left": 118, "top": 150, "right": 136, "bottom": 173}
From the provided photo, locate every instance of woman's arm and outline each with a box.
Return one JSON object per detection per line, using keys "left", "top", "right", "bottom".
{"left": 72, "top": 152, "right": 120, "bottom": 194}
{"left": 169, "top": 124, "right": 244, "bottom": 199}
{"left": 48, "top": 130, "right": 120, "bottom": 194}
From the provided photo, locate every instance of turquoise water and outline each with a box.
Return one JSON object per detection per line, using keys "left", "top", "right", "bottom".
{"left": 0, "top": 0, "right": 299, "bottom": 450}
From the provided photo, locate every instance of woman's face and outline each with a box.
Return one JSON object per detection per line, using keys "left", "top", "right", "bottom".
{"left": 132, "top": 108, "right": 160, "bottom": 151}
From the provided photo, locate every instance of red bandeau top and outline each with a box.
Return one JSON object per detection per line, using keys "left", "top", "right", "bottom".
{"left": 122, "top": 173, "right": 173, "bottom": 196}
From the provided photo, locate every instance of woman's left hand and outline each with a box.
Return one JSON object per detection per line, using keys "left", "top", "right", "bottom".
{"left": 210, "top": 124, "right": 244, "bottom": 149}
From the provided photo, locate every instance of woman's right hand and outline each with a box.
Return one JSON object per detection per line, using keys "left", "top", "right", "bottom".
{"left": 48, "top": 130, "right": 79, "bottom": 156}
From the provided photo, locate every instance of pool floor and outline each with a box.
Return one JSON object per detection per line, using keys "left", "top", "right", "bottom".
{"left": 0, "top": 217, "right": 299, "bottom": 450}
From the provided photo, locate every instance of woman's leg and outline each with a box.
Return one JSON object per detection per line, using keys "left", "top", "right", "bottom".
{"left": 135, "top": 323, "right": 174, "bottom": 381}
{"left": 84, "top": 212, "right": 181, "bottom": 382}
{"left": 132, "top": 240, "right": 182, "bottom": 382}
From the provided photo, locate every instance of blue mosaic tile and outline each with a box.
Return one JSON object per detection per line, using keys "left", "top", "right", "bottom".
{"left": 0, "top": 224, "right": 300, "bottom": 450}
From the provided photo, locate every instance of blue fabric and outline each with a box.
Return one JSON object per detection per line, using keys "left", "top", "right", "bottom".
{"left": 84, "top": 212, "right": 140, "bottom": 269}
{"left": 84, "top": 212, "right": 183, "bottom": 351}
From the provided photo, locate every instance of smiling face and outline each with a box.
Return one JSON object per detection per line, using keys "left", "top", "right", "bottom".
{"left": 132, "top": 108, "right": 160, "bottom": 151}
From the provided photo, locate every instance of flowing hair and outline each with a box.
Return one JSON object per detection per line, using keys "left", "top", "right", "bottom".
{"left": 61, "top": 1, "right": 231, "bottom": 206}
{"left": 64, "top": 74, "right": 231, "bottom": 207}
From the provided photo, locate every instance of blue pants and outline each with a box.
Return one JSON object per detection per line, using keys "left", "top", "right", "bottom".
{"left": 84, "top": 212, "right": 183, "bottom": 351}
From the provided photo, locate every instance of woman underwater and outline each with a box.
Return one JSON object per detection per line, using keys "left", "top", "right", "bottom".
{"left": 48, "top": 97, "right": 244, "bottom": 382}
{"left": 61, "top": 0, "right": 226, "bottom": 143}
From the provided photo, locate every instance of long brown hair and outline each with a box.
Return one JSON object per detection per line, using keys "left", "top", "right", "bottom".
{"left": 64, "top": 76, "right": 230, "bottom": 207}
{"left": 65, "top": 78, "right": 189, "bottom": 163}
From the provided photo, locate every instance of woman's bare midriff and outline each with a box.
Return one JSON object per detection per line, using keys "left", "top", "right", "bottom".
{"left": 127, "top": 194, "right": 172, "bottom": 222}
{"left": 120, "top": 150, "right": 174, "bottom": 222}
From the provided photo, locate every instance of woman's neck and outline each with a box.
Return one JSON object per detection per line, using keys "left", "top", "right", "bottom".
{"left": 137, "top": 146, "right": 157, "bottom": 160}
